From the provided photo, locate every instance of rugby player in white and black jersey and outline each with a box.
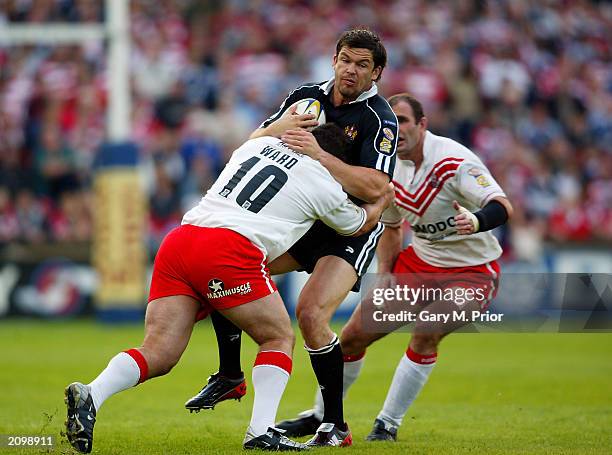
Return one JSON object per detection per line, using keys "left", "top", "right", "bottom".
{"left": 63, "top": 124, "right": 392, "bottom": 453}
{"left": 283, "top": 93, "right": 513, "bottom": 442}
{"left": 187, "top": 28, "right": 398, "bottom": 447}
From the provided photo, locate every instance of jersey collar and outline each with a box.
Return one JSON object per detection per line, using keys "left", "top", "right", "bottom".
{"left": 320, "top": 77, "right": 379, "bottom": 104}
{"left": 409, "top": 131, "right": 433, "bottom": 173}
{"left": 421, "top": 131, "right": 434, "bottom": 165}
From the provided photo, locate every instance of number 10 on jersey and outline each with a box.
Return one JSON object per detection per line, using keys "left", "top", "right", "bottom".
{"left": 219, "top": 157, "right": 288, "bottom": 214}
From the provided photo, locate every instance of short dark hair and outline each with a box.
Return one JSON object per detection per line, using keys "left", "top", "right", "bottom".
{"left": 388, "top": 93, "right": 425, "bottom": 123}
{"left": 335, "top": 28, "right": 387, "bottom": 81}
{"left": 311, "top": 123, "right": 352, "bottom": 163}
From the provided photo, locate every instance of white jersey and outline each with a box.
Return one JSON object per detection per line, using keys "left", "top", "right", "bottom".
{"left": 382, "top": 131, "right": 506, "bottom": 267}
{"left": 183, "top": 136, "right": 366, "bottom": 261}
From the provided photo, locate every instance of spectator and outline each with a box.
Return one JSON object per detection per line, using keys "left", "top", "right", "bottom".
{"left": 516, "top": 101, "right": 564, "bottom": 149}
{"left": 148, "top": 163, "right": 182, "bottom": 250}
{"left": 549, "top": 196, "right": 593, "bottom": 242}
{"left": 0, "top": 186, "right": 19, "bottom": 245}
{"left": 48, "top": 190, "right": 92, "bottom": 242}
{"left": 14, "top": 188, "right": 48, "bottom": 243}
{"left": 0, "top": 0, "right": 609, "bottom": 252}
{"left": 34, "top": 123, "right": 79, "bottom": 200}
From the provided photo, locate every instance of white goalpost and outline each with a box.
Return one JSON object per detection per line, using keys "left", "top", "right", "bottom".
{"left": 0, "top": 0, "right": 130, "bottom": 141}
{"left": 1, "top": 0, "right": 147, "bottom": 321}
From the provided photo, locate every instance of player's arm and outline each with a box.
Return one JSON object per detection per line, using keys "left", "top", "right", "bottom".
{"left": 453, "top": 196, "right": 513, "bottom": 235}
{"left": 319, "top": 153, "right": 389, "bottom": 203}
{"left": 318, "top": 199, "right": 366, "bottom": 236}
{"left": 376, "top": 224, "right": 403, "bottom": 274}
{"left": 281, "top": 129, "right": 390, "bottom": 203}
{"left": 250, "top": 108, "right": 319, "bottom": 139}
{"left": 453, "top": 162, "right": 514, "bottom": 235}
{"left": 376, "top": 203, "right": 404, "bottom": 273}
{"left": 352, "top": 183, "right": 395, "bottom": 236}
{"left": 318, "top": 183, "right": 393, "bottom": 237}
{"left": 250, "top": 91, "right": 319, "bottom": 139}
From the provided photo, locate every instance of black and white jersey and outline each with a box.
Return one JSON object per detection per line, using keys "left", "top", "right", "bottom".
{"left": 261, "top": 78, "right": 398, "bottom": 187}
{"left": 183, "top": 137, "right": 366, "bottom": 262}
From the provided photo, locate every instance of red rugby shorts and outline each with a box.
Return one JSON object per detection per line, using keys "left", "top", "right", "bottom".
{"left": 149, "top": 224, "right": 277, "bottom": 320}
{"left": 392, "top": 245, "right": 501, "bottom": 310}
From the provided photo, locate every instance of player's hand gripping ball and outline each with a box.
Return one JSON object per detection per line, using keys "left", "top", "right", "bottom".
{"left": 290, "top": 98, "right": 326, "bottom": 129}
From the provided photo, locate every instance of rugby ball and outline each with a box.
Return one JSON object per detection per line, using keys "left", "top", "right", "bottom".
{"left": 291, "top": 98, "right": 326, "bottom": 127}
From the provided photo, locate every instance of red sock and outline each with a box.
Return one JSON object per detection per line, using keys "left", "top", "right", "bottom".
{"left": 254, "top": 350, "right": 292, "bottom": 374}
{"left": 343, "top": 351, "right": 366, "bottom": 363}
{"left": 406, "top": 347, "right": 437, "bottom": 365}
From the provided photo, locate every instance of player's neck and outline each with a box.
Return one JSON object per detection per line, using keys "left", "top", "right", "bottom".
{"left": 413, "top": 152, "right": 424, "bottom": 171}
{"left": 332, "top": 90, "right": 350, "bottom": 106}
{"left": 331, "top": 84, "right": 371, "bottom": 106}
{"left": 412, "top": 137, "right": 426, "bottom": 171}
{"left": 399, "top": 148, "right": 423, "bottom": 170}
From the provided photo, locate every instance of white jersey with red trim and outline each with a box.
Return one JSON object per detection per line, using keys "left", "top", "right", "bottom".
{"left": 381, "top": 131, "right": 506, "bottom": 267}
{"left": 183, "top": 136, "right": 366, "bottom": 261}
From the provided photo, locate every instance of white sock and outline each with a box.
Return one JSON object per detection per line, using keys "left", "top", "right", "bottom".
{"left": 378, "top": 349, "right": 436, "bottom": 427}
{"left": 88, "top": 351, "right": 143, "bottom": 411}
{"left": 247, "top": 351, "right": 292, "bottom": 437}
{"left": 313, "top": 353, "right": 365, "bottom": 420}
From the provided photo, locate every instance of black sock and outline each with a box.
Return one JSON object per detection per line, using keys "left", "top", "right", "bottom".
{"left": 307, "top": 335, "right": 344, "bottom": 427}
{"left": 210, "top": 311, "right": 243, "bottom": 379}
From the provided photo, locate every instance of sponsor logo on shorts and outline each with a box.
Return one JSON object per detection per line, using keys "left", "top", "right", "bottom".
{"left": 207, "top": 281, "right": 253, "bottom": 299}
{"left": 208, "top": 279, "right": 224, "bottom": 293}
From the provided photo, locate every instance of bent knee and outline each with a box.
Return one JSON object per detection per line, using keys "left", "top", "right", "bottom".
{"left": 296, "top": 308, "right": 325, "bottom": 337}
{"left": 279, "top": 328, "right": 296, "bottom": 349}
{"left": 254, "top": 321, "right": 295, "bottom": 347}
{"left": 340, "top": 326, "right": 371, "bottom": 356}
{"left": 297, "top": 287, "right": 332, "bottom": 313}
{"left": 340, "top": 337, "right": 367, "bottom": 357}
{"left": 410, "top": 333, "right": 443, "bottom": 354}
{"left": 256, "top": 326, "right": 295, "bottom": 355}
{"left": 140, "top": 347, "right": 181, "bottom": 377}
{"left": 296, "top": 291, "right": 328, "bottom": 322}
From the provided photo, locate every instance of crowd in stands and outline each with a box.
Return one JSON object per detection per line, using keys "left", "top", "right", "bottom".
{"left": 1, "top": 0, "right": 610, "bottom": 261}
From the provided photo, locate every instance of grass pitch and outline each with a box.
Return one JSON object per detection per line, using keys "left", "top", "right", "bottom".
{"left": 0, "top": 320, "right": 611, "bottom": 454}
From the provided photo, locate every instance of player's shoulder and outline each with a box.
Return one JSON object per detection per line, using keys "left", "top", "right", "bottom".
{"left": 366, "top": 93, "right": 395, "bottom": 114}
{"left": 300, "top": 156, "right": 344, "bottom": 191}
{"left": 303, "top": 154, "right": 338, "bottom": 179}
{"left": 365, "top": 94, "right": 398, "bottom": 123}
{"left": 289, "top": 157, "right": 345, "bottom": 210}
{"left": 234, "top": 136, "right": 285, "bottom": 161}
{"left": 239, "top": 135, "right": 278, "bottom": 152}
{"left": 289, "top": 81, "right": 327, "bottom": 99}
{"left": 425, "top": 131, "right": 481, "bottom": 163}
{"left": 248, "top": 135, "right": 279, "bottom": 146}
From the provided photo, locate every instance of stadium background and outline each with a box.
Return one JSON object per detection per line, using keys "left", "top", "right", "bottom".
{"left": 1, "top": 0, "right": 611, "bottom": 318}
{"left": 0, "top": 1, "right": 610, "bottom": 453}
